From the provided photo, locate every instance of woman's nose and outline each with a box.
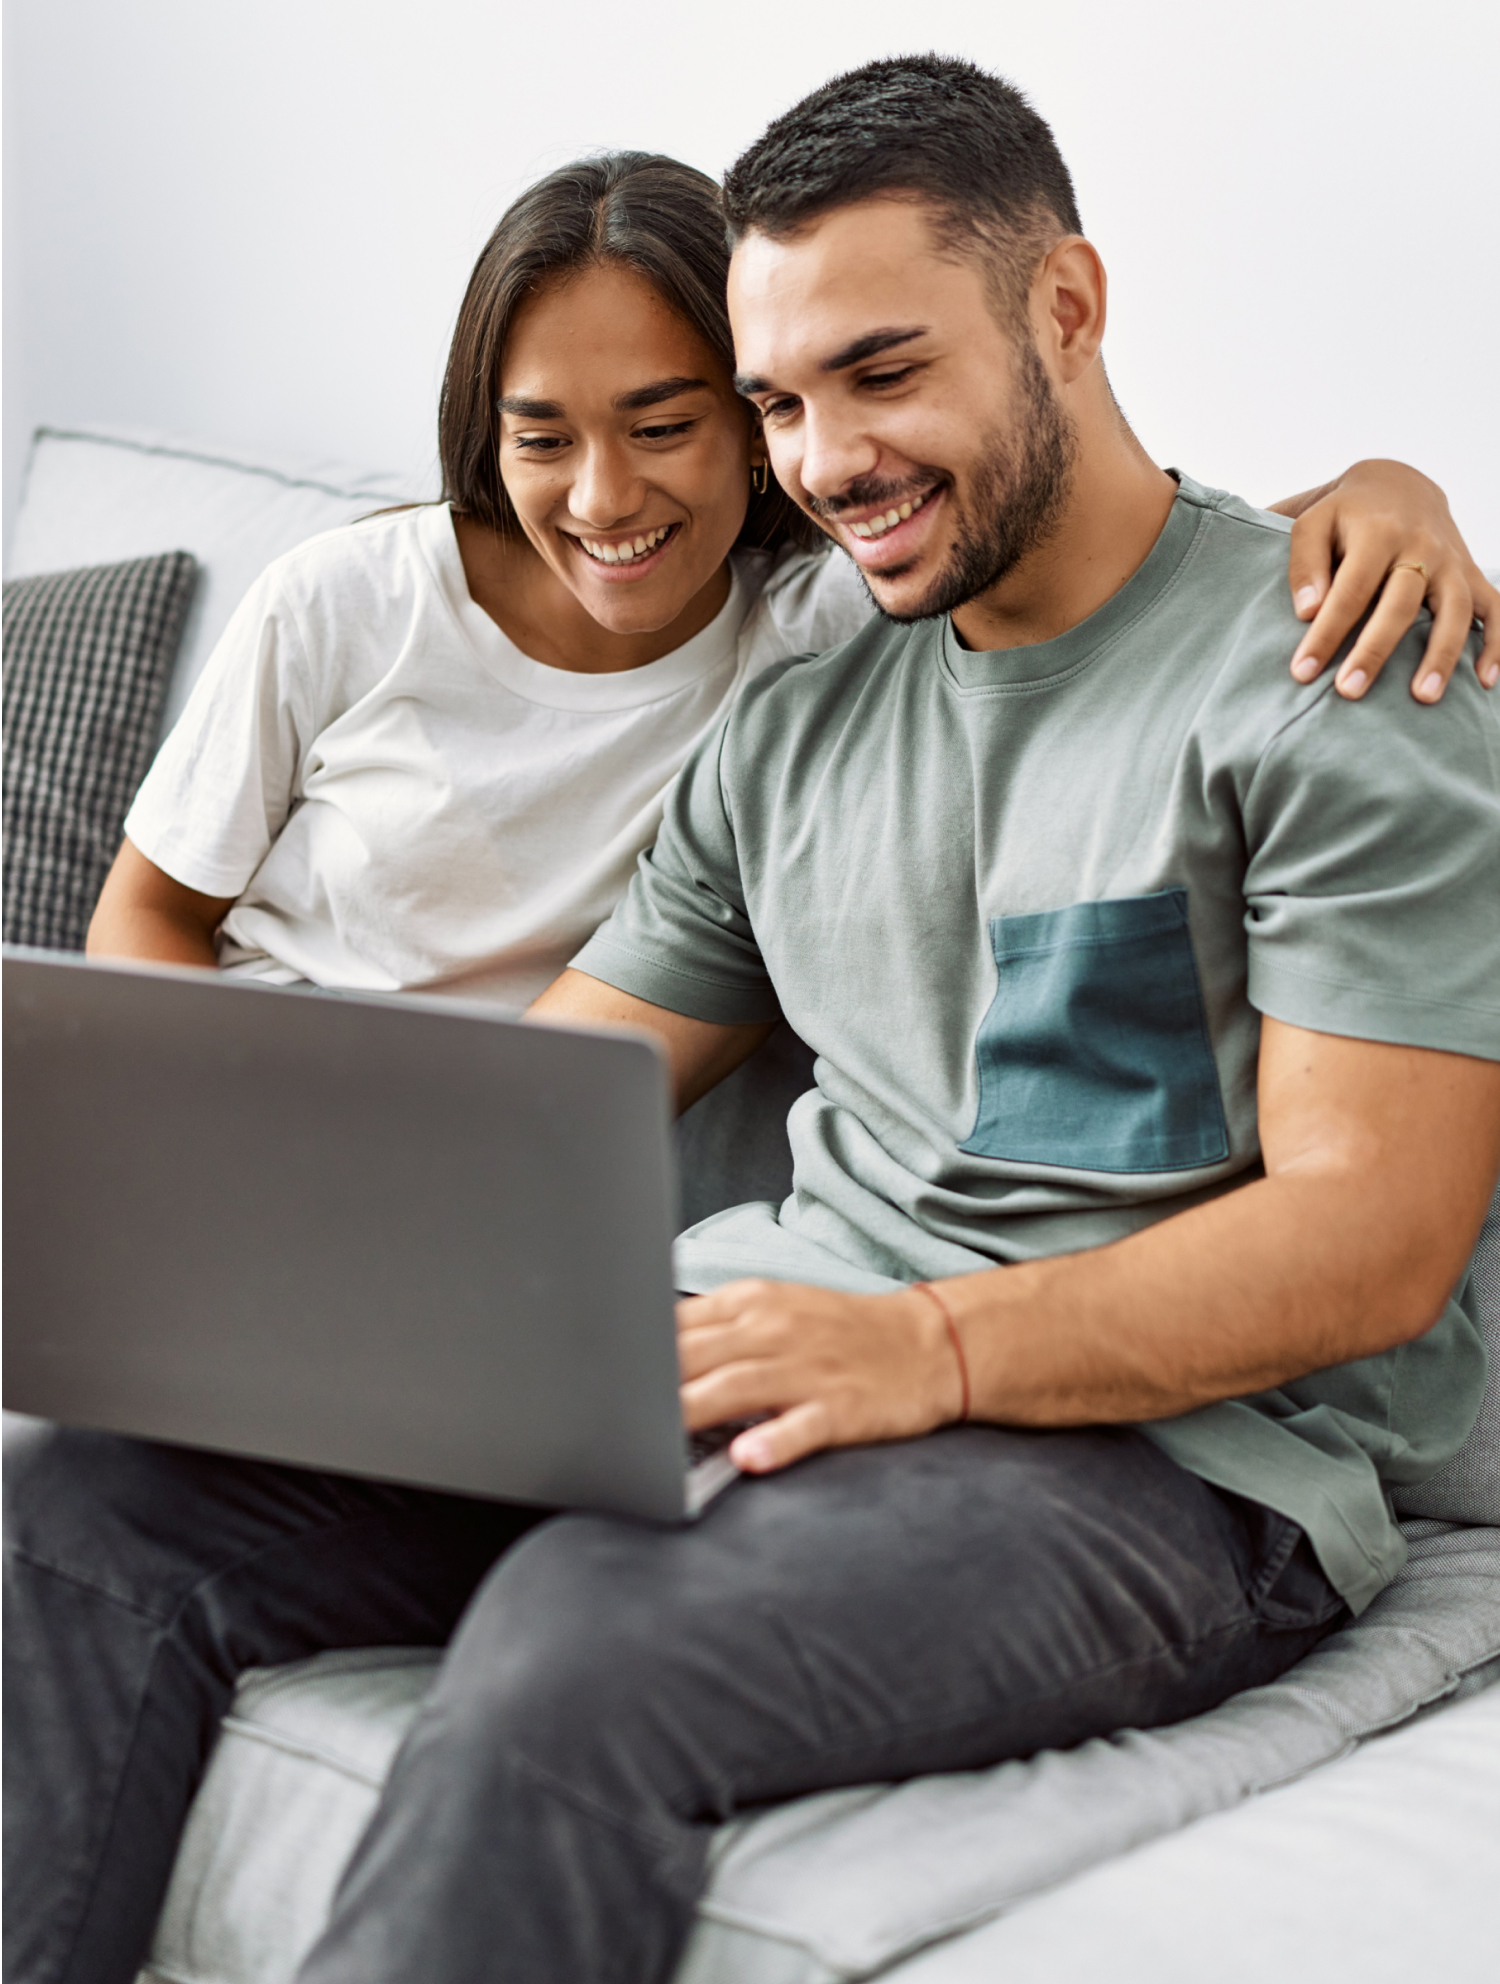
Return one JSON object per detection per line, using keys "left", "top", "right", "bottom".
{"left": 569, "top": 441, "right": 646, "bottom": 527}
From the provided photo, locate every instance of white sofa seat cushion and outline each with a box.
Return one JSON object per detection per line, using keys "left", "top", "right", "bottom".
{"left": 141, "top": 1523, "right": 1500, "bottom": 1984}
{"left": 884, "top": 1681, "right": 1500, "bottom": 1984}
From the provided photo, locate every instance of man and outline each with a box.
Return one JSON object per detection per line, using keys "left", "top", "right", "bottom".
{"left": 8, "top": 55, "right": 1499, "bottom": 1984}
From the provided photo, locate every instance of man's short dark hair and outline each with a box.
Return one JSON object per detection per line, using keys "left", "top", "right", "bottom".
{"left": 721, "top": 55, "right": 1082, "bottom": 323}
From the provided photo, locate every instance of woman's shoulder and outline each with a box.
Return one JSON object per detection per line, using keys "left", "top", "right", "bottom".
{"left": 255, "top": 501, "right": 438, "bottom": 610}
{"left": 205, "top": 503, "right": 461, "bottom": 720}
{"left": 734, "top": 540, "right": 874, "bottom": 669}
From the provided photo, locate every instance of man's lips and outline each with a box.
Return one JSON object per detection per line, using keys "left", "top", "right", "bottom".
{"left": 563, "top": 521, "right": 681, "bottom": 579}
{"left": 831, "top": 484, "right": 945, "bottom": 570}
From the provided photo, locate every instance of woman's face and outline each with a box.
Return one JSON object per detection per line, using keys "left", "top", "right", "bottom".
{"left": 497, "top": 263, "right": 762, "bottom": 636}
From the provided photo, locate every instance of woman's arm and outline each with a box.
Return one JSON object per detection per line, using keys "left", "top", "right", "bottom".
{"left": 86, "top": 838, "right": 237, "bottom": 970}
{"left": 1272, "top": 459, "right": 1498, "bottom": 702}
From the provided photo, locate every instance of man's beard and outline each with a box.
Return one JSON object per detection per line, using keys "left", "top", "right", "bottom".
{"left": 817, "top": 338, "right": 1078, "bottom": 625}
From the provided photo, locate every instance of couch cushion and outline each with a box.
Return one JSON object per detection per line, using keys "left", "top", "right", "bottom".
{"left": 879, "top": 1680, "right": 1500, "bottom": 1984}
{"left": 1393, "top": 1178, "right": 1500, "bottom": 1524}
{"left": 140, "top": 1523, "right": 1500, "bottom": 1984}
{"left": 3, "top": 551, "right": 197, "bottom": 950}
{"left": 7, "top": 426, "right": 414, "bottom": 731}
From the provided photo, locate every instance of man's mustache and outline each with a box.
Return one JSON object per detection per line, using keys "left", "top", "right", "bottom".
{"left": 806, "top": 472, "right": 944, "bottom": 521}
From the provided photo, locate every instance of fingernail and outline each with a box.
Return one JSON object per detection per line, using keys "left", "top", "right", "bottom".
{"left": 1481, "top": 661, "right": 1499, "bottom": 689}
{"left": 1294, "top": 585, "right": 1320, "bottom": 615}
{"left": 1339, "top": 669, "right": 1368, "bottom": 697}
{"left": 1291, "top": 653, "right": 1321, "bottom": 682}
{"left": 1417, "top": 671, "right": 1443, "bottom": 701}
{"left": 732, "top": 1436, "right": 770, "bottom": 1471}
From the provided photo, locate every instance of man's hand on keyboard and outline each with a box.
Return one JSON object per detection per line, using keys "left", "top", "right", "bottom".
{"left": 676, "top": 1280, "right": 964, "bottom": 1474}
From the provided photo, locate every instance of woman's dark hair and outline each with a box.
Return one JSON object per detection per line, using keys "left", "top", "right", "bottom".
{"left": 439, "top": 152, "right": 817, "bottom": 552}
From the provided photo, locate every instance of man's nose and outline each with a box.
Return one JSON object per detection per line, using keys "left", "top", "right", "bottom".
{"left": 570, "top": 441, "right": 645, "bottom": 527}
{"left": 794, "top": 406, "right": 881, "bottom": 508}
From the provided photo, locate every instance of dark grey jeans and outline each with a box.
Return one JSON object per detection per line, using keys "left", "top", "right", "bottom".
{"left": 4, "top": 1416, "right": 1345, "bottom": 1984}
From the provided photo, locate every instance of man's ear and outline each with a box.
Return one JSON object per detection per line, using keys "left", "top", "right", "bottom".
{"left": 1033, "top": 237, "right": 1107, "bottom": 384}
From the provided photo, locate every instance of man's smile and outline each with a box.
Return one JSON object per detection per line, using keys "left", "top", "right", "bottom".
{"left": 829, "top": 482, "right": 947, "bottom": 571}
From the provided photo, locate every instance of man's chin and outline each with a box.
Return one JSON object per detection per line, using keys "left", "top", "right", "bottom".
{"left": 852, "top": 551, "right": 966, "bottom": 625}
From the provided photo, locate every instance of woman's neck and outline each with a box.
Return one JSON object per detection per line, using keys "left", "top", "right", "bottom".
{"left": 453, "top": 514, "right": 733, "bottom": 675}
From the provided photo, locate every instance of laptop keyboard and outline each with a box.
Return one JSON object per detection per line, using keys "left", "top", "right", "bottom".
{"left": 687, "top": 1419, "right": 760, "bottom": 1466}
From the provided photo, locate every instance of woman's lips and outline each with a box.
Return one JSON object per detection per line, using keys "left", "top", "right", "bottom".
{"left": 565, "top": 521, "right": 681, "bottom": 580}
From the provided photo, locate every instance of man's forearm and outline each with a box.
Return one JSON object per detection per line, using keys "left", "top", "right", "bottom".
{"left": 930, "top": 1166, "right": 1446, "bottom": 1427}
{"left": 528, "top": 968, "right": 774, "bottom": 1113}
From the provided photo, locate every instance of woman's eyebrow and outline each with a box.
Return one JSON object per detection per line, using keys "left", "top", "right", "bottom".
{"left": 497, "top": 395, "right": 563, "bottom": 418}
{"left": 613, "top": 376, "right": 710, "bottom": 412}
{"left": 498, "top": 377, "right": 709, "bottom": 420}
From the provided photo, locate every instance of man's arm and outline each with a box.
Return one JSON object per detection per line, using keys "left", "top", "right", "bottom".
{"left": 679, "top": 1021, "right": 1500, "bottom": 1472}
{"left": 528, "top": 968, "right": 775, "bottom": 1114}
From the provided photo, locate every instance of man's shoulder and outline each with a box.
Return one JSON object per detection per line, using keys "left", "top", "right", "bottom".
{"left": 1160, "top": 476, "right": 1345, "bottom": 750}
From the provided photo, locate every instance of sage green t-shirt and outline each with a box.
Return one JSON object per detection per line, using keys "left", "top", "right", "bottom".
{"left": 573, "top": 476, "right": 1500, "bottom": 1614}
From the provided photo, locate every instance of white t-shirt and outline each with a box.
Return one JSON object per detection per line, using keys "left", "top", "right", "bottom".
{"left": 125, "top": 502, "right": 871, "bottom": 1008}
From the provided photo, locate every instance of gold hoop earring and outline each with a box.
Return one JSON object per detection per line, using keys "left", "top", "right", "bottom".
{"left": 750, "top": 461, "right": 769, "bottom": 496}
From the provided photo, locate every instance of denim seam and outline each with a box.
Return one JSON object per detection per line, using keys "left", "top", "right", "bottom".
{"left": 720, "top": 1597, "right": 1330, "bottom": 1798}
{"left": 6, "top": 1546, "right": 176, "bottom": 1627}
{"left": 506, "top": 1741, "right": 696, "bottom": 1867}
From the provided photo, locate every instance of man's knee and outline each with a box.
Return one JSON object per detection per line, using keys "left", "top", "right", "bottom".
{"left": 425, "top": 1515, "right": 715, "bottom": 1781}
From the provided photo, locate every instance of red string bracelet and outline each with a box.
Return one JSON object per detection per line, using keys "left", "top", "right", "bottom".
{"left": 914, "top": 1281, "right": 970, "bottom": 1423}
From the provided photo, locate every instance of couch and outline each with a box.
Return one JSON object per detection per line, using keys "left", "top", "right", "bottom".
{"left": 6, "top": 423, "right": 1498, "bottom": 1983}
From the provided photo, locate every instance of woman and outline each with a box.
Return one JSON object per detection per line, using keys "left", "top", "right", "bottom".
{"left": 87, "top": 152, "right": 1497, "bottom": 1001}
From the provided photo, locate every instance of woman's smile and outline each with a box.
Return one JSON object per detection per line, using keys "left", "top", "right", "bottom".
{"left": 564, "top": 520, "right": 683, "bottom": 576}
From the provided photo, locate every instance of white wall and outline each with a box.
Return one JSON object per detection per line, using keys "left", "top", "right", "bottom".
{"left": 6, "top": 0, "right": 1498, "bottom": 561}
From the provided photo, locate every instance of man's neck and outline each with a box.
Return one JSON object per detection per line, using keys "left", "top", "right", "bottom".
{"left": 949, "top": 426, "right": 1178, "bottom": 654}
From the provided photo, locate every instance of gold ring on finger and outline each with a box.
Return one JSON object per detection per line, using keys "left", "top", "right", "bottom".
{"left": 1392, "top": 560, "right": 1428, "bottom": 580}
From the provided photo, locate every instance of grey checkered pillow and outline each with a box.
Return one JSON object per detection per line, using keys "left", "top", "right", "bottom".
{"left": 1393, "top": 1177, "right": 1500, "bottom": 1525}
{"left": 3, "top": 551, "right": 197, "bottom": 951}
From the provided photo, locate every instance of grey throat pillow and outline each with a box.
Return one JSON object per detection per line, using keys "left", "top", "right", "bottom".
{"left": 3, "top": 550, "right": 197, "bottom": 951}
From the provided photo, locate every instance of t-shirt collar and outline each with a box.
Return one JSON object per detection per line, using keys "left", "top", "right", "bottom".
{"left": 419, "top": 503, "right": 752, "bottom": 711}
{"left": 940, "top": 474, "right": 1209, "bottom": 692}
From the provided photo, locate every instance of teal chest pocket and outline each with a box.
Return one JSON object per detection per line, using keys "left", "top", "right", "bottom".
{"left": 960, "top": 889, "right": 1229, "bottom": 1174}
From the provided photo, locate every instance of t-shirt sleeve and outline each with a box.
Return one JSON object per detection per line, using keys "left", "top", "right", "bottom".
{"left": 757, "top": 543, "right": 873, "bottom": 658}
{"left": 1243, "top": 633, "right": 1500, "bottom": 1060}
{"left": 568, "top": 712, "right": 782, "bottom": 1025}
{"left": 123, "top": 572, "right": 316, "bottom": 898}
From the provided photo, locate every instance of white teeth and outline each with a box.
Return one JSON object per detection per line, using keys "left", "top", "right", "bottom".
{"left": 847, "top": 488, "right": 931, "bottom": 543}
{"left": 578, "top": 525, "right": 671, "bottom": 565}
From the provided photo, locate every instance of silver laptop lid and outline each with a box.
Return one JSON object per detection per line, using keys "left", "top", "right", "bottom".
{"left": 3, "top": 951, "right": 690, "bottom": 1522}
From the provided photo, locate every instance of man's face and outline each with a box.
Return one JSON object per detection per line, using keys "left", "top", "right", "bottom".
{"left": 728, "top": 198, "right": 1075, "bottom": 623}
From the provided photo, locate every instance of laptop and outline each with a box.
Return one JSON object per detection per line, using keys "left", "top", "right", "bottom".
{"left": 2, "top": 949, "right": 741, "bottom": 1520}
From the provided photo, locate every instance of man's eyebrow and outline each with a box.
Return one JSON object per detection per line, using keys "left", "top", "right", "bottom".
{"left": 734, "top": 327, "right": 930, "bottom": 397}
{"left": 821, "top": 326, "right": 928, "bottom": 372}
